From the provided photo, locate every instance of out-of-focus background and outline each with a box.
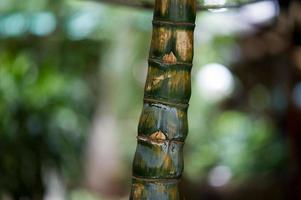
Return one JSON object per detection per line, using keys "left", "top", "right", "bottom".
{"left": 0, "top": 0, "right": 300, "bottom": 199}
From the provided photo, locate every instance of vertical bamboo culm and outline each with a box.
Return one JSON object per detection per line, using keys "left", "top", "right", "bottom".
{"left": 130, "top": 0, "right": 196, "bottom": 199}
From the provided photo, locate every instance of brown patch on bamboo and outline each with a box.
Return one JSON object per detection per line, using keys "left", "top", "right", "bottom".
{"left": 146, "top": 74, "right": 165, "bottom": 91}
{"left": 160, "top": 0, "right": 169, "bottom": 15}
{"left": 168, "top": 185, "right": 179, "bottom": 199}
{"left": 178, "top": 110, "right": 185, "bottom": 118}
{"left": 150, "top": 131, "right": 167, "bottom": 141}
{"left": 132, "top": 183, "right": 145, "bottom": 199}
{"left": 187, "top": 0, "right": 197, "bottom": 13}
{"left": 152, "top": 27, "right": 172, "bottom": 52}
{"left": 163, "top": 51, "right": 177, "bottom": 63}
{"left": 162, "top": 153, "right": 173, "bottom": 172}
{"left": 175, "top": 30, "right": 193, "bottom": 62}
{"left": 167, "top": 70, "right": 190, "bottom": 93}
{"left": 139, "top": 109, "right": 156, "bottom": 128}
{"left": 146, "top": 68, "right": 190, "bottom": 94}
{"left": 153, "top": 75, "right": 165, "bottom": 85}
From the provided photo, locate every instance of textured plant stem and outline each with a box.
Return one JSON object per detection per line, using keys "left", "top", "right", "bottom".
{"left": 130, "top": 0, "right": 196, "bottom": 199}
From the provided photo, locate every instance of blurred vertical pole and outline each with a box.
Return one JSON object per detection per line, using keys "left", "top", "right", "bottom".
{"left": 288, "top": 1, "right": 301, "bottom": 198}
{"left": 130, "top": 0, "right": 196, "bottom": 199}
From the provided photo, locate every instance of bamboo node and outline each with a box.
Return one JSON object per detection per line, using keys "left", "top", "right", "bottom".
{"left": 163, "top": 52, "right": 177, "bottom": 63}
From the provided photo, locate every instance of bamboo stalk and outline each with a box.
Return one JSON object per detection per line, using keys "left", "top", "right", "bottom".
{"left": 130, "top": 0, "right": 196, "bottom": 199}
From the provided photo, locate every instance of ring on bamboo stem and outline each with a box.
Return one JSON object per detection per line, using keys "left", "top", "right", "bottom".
{"left": 137, "top": 135, "right": 185, "bottom": 144}
{"left": 143, "top": 97, "right": 189, "bottom": 109}
{"left": 148, "top": 57, "right": 193, "bottom": 68}
{"left": 132, "top": 175, "right": 180, "bottom": 183}
{"left": 152, "top": 20, "right": 195, "bottom": 28}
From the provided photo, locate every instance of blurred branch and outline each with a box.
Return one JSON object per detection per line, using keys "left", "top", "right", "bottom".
{"left": 94, "top": 0, "right": 266, "bottom": 11}
{"left": 96, "top": 0, "right": 153, "bottom": 9}
{"left": 199, "top": 0, "right": 266, "bottom": 11}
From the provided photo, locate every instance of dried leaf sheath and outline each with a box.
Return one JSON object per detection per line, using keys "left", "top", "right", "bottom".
{"left": 130, "top": 0, "right": 196, "bottom": 199}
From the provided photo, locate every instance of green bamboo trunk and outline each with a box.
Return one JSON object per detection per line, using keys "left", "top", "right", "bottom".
{"left": 130, "top": 0, "right": 196, "bottom": 199}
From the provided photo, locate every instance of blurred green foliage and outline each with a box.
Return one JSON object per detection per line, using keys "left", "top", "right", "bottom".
{"left": 0, "top": 0, "right": 287, "bottom": 199}
{"left": 0, "top": 33, "right": 98, "bottom": 199}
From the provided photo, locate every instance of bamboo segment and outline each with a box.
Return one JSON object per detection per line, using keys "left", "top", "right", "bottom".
{"left": 130, "top": 0, "right": 196, "bottom": 199}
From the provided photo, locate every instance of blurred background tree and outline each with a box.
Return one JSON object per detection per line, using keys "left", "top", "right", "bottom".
{"left": 0, "top": 0, "right": 300, "bottom": 199}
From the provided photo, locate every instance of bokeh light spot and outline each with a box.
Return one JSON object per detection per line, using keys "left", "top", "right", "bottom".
{"left": 240, "top": 0, "right": 278, "bottom": 25}
{"left": 1, "top": 13, "right": 27, "bottom": 37}
{"left": 67, "top": 12, "right": 98, "bottom": 40}
{"left": 208, "top": 165, "right": 232, "bottom": 187}
{"left": 30, "top": 12, "right": 56, "bottom": 36}
{"left": 196, "top": 63, "right": 234, "bottom": 102}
